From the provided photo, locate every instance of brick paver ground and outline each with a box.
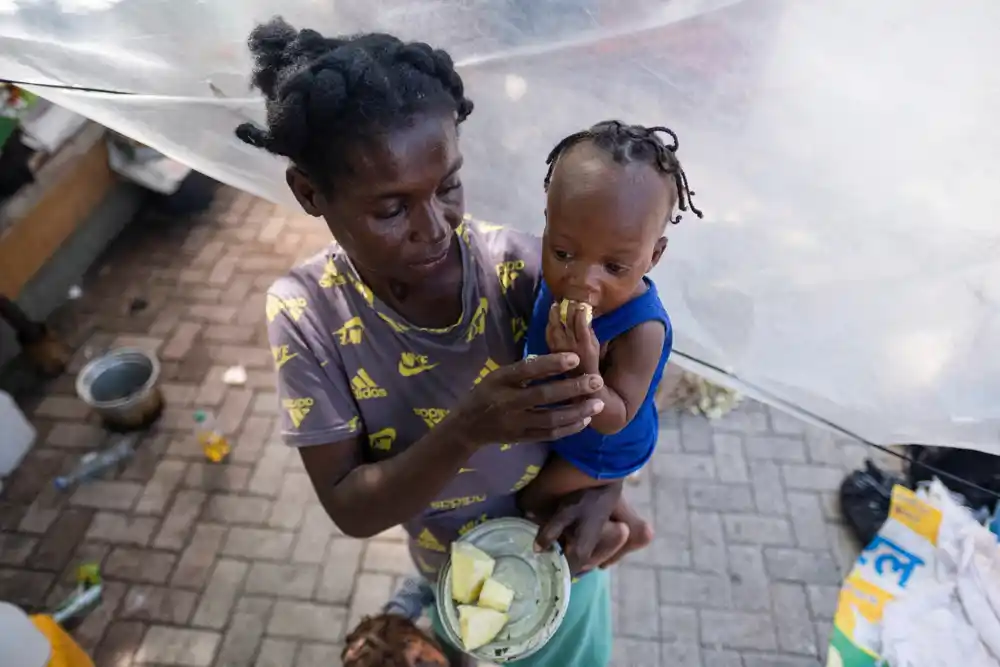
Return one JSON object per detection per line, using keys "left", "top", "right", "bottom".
{"left": 0, "top": 187, "right": 882, "bottom": 666}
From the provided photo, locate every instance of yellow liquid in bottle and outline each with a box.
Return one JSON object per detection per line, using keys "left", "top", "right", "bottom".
{"left": 198, "top": 431, "right": 231, "bottom": 463}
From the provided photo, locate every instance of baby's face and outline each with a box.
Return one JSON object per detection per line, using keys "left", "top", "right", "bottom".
{"left": 543, "top": 142, "right": 674, "bottom": 316}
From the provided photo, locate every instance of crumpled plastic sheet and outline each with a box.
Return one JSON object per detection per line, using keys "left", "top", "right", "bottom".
{"left": 881, "top": 480, "right": 1000, "bottom": 666}
{"left": 1, "top": 0, "right": 999, "bottom": 450}
{"left": 881, "top": 581, "right": 998, "bottom": 667}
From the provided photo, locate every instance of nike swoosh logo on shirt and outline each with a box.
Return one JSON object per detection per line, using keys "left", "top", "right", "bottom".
{"left": 398, "top": 362, "right": 439, "bottom": 376}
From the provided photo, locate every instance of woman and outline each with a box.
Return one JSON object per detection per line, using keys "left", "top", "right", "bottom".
{"left": 236, "top": 18, "right": 652, "bottom": 666}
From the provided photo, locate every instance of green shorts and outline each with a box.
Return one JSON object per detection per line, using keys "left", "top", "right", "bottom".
{"left": 430, "top": 569, "right": 612, "bottom": 666}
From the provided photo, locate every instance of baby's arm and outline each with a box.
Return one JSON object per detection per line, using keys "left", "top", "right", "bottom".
{"left": 588, "top": 320, "right": 666, "bottom": 435}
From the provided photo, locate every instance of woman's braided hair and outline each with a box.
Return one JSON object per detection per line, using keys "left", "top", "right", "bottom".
{"left": 236, "top": 17, "right": 473, "bottom": 184}
{"left": 544, "top": 120, "right": 702, "bottom": 224}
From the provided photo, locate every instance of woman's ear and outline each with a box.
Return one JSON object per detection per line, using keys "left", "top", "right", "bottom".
{"left": 648, "top": 236, "right": 668, "bottom": 271}
{"left": 287, "top": 165, "right": 325, "bottom": 217}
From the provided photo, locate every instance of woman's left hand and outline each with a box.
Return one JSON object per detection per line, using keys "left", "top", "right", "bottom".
{"left": 531, "top": 482, "right": 653, "bottom": 574}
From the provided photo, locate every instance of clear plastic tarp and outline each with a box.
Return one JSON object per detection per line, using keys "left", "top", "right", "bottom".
{"left": 2, "top": 0, "right": 998, "bottom": 451}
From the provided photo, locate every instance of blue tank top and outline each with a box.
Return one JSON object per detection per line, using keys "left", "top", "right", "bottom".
{"left": 524, "top": 278, "right": 673, "bottom": 479}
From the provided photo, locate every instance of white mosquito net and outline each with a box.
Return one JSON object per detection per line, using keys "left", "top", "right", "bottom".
{"left": 2, "top": 0, "right": 998, "bottom": 452}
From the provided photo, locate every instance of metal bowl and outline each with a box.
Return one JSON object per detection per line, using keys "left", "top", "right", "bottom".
{"left": 436, "top": 518, "right": 571, "bottom": 663}
{"left": 76, "top": 347, "right": 163, "bottom": 430}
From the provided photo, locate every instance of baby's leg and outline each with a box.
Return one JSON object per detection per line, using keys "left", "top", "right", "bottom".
{"left": 520, "top": 457, "right": 630, "bottom": 567}
{"left": 519, "top": 455, "right": 608, "bottom": 512}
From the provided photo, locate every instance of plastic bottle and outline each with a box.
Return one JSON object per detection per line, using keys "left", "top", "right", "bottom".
{"left": 194, "top": 410, "right": 230, "bottom": 463}
{"left": 54, "top": 436, "right": 136, "bottom": 490}
{"left": 0, "top": 389, "right": 36, "bottom": 479}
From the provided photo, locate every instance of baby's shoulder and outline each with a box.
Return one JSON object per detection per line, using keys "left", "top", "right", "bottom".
{"left": 604, "top": 285, "right": 672, "bottom": 361}
{"left": 609, "top": 318, "right": 668, "bottom": 354}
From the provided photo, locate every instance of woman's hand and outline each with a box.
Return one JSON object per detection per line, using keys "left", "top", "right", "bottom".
{"left": 532, "top": 482, "right": 653, "bottom": 574}
{"left": 545, "top": 303, "right": 601, "bottom": 375}
{"left": 449, "top": 352, "right": 605, "bottom": 447}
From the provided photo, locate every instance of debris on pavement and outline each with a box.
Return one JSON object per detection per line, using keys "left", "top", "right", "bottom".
{"left": 222, "top": 364, "right": 247, "bottom": 386}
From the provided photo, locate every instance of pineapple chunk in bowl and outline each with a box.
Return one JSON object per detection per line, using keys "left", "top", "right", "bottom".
{"left": 437, "top": 518, "right": 571, "bottom": 663}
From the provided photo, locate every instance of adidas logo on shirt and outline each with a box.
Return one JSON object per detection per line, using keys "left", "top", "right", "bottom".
{"left": 351, "top": 369, "right": 387, "bottom": 400}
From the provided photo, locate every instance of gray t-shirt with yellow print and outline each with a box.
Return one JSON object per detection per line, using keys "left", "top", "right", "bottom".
{"left": 265, "top": 218, "right": 546, "bottom": 578}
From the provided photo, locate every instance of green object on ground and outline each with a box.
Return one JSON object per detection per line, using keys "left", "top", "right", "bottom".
{"left": 76, "top": 562, "right": 101, "bottom": 586}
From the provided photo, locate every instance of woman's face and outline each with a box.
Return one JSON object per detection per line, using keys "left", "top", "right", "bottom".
{"left": 288, "top": 113, "right": 465, "bottom": 288}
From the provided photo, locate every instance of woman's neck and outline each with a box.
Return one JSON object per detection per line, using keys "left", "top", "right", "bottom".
{"left": 356, "top": 245, "right": 465, "bottom": 329}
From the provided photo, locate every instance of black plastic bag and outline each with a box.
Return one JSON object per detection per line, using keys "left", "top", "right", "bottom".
{"left": 907, "top": 445, "right": 1000, "bottom": 510}
{"left": 839, "top": 459, "right": 906, "bottom": 546}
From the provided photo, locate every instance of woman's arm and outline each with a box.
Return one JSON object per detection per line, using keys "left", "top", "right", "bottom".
{"left": 299, "top": 419, "right": 476, "bottom": 538}
{"left": 300, "top": 354, "right": 607, "bottom": 538}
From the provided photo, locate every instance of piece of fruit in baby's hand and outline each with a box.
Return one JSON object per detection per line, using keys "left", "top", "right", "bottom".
{"left": 559, "top": 299, "right": 593, "bottom": 326}
{"left": 478, "top": 577, "right": 515, "bottom": 613}
{"left": 458, "top": 605, "right": 509, "bottom": 651}
{"left": 450, "top": 542, "right": 496, "bottom": 604}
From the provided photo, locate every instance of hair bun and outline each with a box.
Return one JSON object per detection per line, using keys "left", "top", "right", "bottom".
{"left": 237, "top": 24, "right": 474, "bottom": 181}
{"left": 235, "top": 122, "right": 270, "bottom": 149}
{"left": 247, "top": 16, "right": 299, "bottom": 99}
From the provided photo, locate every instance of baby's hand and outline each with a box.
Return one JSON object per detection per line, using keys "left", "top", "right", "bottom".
{"left": 546, "top": 301, "right": 600, "bottom": 375}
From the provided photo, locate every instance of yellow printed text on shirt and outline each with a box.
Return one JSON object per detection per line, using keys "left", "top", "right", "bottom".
{"left": 414, "top": 408, "right": 449, "bottom": 429}
{"left": 430, "top": 495, "right": 487, "bottom": 511}
{"left": 496, "top": 259, "right": 525, "bottom": 293}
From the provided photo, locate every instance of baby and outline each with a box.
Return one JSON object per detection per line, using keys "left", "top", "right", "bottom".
{"left": 520, "top": 120, "right": 702, "bottom": 552}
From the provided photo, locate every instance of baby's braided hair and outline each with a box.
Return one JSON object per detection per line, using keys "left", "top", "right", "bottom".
{"left": 235, "top": 17, "right": 473, "bottom": 184}
{"left": 544, "top": 120, "right": 702, "bottom": 224}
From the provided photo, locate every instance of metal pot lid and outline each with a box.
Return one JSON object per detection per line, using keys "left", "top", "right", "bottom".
{"left": 436, "top": 517, "right": 571, "bottom": 663}
{"left": 75, "top": 347, "right": 160, "bottom": 408}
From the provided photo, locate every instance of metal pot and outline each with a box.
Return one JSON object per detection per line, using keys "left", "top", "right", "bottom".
{"left": 76, "top": 347, "right": 163, "bottom": 431}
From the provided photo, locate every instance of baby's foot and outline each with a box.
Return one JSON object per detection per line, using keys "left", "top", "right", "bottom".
{"left": 383, "top": 576, "right": 435, "bottom": 621}
{"left": 587, "top": 521, "right": 630, "bottom": 569}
